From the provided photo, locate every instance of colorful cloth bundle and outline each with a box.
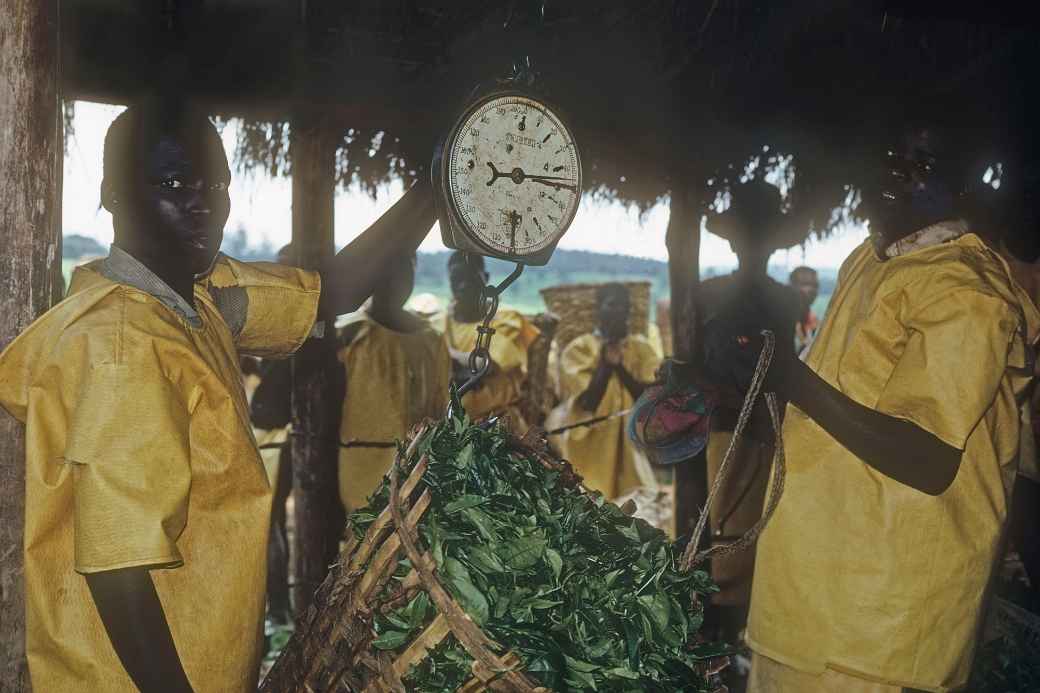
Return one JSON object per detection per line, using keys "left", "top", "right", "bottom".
{"left": 628, "top": 360, "right": 720, "bottom": 466}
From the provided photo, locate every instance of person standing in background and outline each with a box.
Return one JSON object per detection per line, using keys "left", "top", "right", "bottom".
{"left": 549, "top": 283, "right": 661, "bottom": 499}
{"left": 435, "top": 251, "right": 540, "bottom": 431}
{"left": 789, "top": 265, "right": 820, "bottom": 356}
{"left": 695, "top": 180, "right": 801, "bottom": 648}
{"left": 336, "top": 251, "right": 450, "bottom": 512}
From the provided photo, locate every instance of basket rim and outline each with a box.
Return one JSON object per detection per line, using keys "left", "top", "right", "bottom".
{"left": 539, "top": 279, "right": 653, "bottom": 298}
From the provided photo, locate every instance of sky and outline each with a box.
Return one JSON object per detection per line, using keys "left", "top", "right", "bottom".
{"left": 63, "top": 101, "right": 867, "bottom": 269}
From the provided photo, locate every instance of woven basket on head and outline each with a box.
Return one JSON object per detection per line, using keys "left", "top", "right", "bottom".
{"left": 539, "top": 281, "right": 652, "bottom": 352}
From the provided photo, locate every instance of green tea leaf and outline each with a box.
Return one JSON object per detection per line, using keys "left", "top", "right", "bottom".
{"left": 564, "top": 655, "right": 600, "bottom": 673}
{"left": 523, "top": 598, "right": 562, "bottom": 610}
{"left": 688, "top": 641, "right": 739, "bottom": 660}
{"left": 444, "top": 494, "right": 488, "bottom": 514}
{"left": 404, "top": 592, "right": 430, "bottom": 629}
{"left": 545, "top": 548, "right": 563, "bottom": 580}
{"left": 638, "top": 591, "right": 672, "bottom": 632}
{"left": 450, "top": 577, "right": 489, "bottom": 625}
{"left": 462, "top": 507, "right": 498, "bottom": 542}
{"left": 371, "top": 630, "right": 411, "bottom": 650}
{"left": 498, "top": 534, "right": 547, "bottom": 570}
{"left": 468, "top": 545, "right": 507, "bottom": 574}
{"left": 455, "top": 442, "right": 475, "bottom": 468}
{"left": 604, "top": 666, "right": 641, "bottom": 680}
{"left": 585, "top": 639, "right": 613, "bottom": 659}
{"left": 623, "top": 618, "right": 643, "bottom": 670}
{"left": 444, "top": 558, "right": 489, "bottom": 625}
{"left": 386, "top": 612, "right": 412, "bottom": 631}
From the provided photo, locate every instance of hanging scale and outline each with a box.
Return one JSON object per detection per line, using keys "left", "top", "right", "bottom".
{"left": 434, "top": 55, "right": 584, "bottom": 405}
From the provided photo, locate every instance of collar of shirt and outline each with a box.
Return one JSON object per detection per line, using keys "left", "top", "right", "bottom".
{"left": 873, "top": 219, "right": 970, "bottom": 260}
{"left": 100, "top": 245, "right": 203, "bottom": 328}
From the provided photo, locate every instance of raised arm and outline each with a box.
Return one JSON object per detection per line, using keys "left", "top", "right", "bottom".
{"left": 577, "top": 344, "right": 619, "bottom": 412}
{"left": 317, "top": 180, "right": 437, "bottom": 317}
{"left": 86, "top": 568, "right": 194, "bottom": 693}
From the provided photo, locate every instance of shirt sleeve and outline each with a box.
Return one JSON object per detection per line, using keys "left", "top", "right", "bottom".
{"left": 65, "top": 358, "right": 192, "bottom": 574}
{"left": 559, "top": 335, "right": 599, "bottom": 402}
{"left": 874, "top": 288, "right": 1020, "bottom": 450}
{"left": 488, "top": 311, "right": 540, "bottom": 373}
{"left": 206, "top": 255, "right": 322, "bottom": 359}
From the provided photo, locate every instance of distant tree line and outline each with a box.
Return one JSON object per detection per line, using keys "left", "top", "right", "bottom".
{"left": 62, "top": 233, "right": 835, "bottom": 316}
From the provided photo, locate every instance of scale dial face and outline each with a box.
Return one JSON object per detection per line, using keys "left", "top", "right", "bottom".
{"left": 445, "top": 94, "right": 581, "bottom": 258}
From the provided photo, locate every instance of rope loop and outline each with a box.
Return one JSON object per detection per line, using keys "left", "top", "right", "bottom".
{"left": 680, "top": 330, "right": 787, "bottom": 575}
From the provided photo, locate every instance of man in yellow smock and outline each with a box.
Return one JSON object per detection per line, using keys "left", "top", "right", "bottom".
{"left": 550, "top": 283, "right": 661, "bottom": 499}
{"left": 337, "top": 252, "right": 451, "bottom": 511}
{"left": 707, "top": 123, "right": 1039, "bottom": 692}
{"left": 436, "top": 251, "right": 540, "bottom": 430}
{"left": 0, "top": 99, "right": 437, "bottom": 692}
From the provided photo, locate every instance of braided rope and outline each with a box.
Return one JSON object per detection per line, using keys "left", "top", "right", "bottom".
{"left": 680, "top": 331, "right": 786, "bottom": 573}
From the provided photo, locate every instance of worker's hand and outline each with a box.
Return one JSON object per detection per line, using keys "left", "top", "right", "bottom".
{"left": 603, "top": 342, "right": 624, "bottom": 367}
{"left": 702, "top": 317, "right": 796, "bottom": 395}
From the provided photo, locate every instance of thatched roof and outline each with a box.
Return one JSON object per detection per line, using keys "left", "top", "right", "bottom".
{"left": 63, "top": 1, "right": 1039, "bottom": 243}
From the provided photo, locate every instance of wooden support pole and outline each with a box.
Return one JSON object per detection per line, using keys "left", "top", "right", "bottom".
{"left": 289, "top": 113, "right": 342, "bottom": 616}
{"left": 0, "top": 0, "right": 63, "bottom": 688}
{"left": 664, "top": 184, "right": 705, "bottom": 541}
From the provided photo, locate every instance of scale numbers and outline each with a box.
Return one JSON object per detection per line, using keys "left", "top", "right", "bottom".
{"left": 444, "top": 94, "right": 581, "bottom": 258}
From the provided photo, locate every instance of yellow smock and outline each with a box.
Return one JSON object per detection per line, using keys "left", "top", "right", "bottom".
{"left": 337, "top": 312, "right": 450, "bottom": 511}
{"left": 0, "top": 248, "right": 320, "bottom": 693}
{"left": 548, "top": 333, "right": 660, "bottom": 498}
{"left": 748, "top": 651, "right": 903, "bottom": 693}
{"left": 746, "top": 231, "right": 1040, "bottom": 692}
{"left": 435, "top": 309, "right": 540, "bottom": 429}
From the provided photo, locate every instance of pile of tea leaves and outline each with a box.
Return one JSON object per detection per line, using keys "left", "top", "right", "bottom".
{"left": 970, "top": 632, "right": 1040, "bottom": 693}
{"left": 346, "top": 411, "right": 721, "bottom": 692}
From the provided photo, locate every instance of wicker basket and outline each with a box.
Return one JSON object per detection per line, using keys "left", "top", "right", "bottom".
{"left": 261, "top": 426, "right": 549, "bottom": 692}
{"left": 539, "top": 281, "right": 652, "bottom": 352}
{"left": 261, "top": 424, "right": 726, "bottom": 692}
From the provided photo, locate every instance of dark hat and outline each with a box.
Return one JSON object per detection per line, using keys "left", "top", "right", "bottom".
{"left": 705, "top": 179, "right": 804, "bottom": 251}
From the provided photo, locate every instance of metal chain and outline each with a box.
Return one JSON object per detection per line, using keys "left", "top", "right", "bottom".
{"left": 456, "top": 261, "right": 526, "bottom": 400}
{"left": 462, "top": 287, "right": 501, "bottom": 392}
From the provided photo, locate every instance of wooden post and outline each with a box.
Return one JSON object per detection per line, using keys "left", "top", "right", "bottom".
{"left": 0, "top": 0, "right": 62, "bottom": 688}
{"left": 664, "top": 183, "right": 705, "bottom": 540}
{"left": 289, "top": 113, "right": 342, "bottom": 616}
